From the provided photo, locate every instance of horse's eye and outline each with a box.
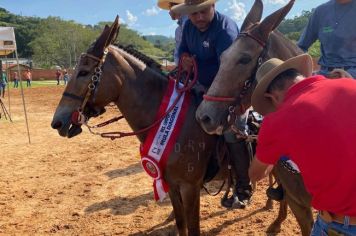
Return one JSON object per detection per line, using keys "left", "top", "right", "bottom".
{"left": 78, "top": 71, "right": 89, "bottom": 77}
{"left": 238, "top": 57, "right": 252, "bottom": 65}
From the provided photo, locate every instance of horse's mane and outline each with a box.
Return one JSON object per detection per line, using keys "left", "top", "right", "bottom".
{"left": 113, "top": 44, "right": 163, "bottom": 73}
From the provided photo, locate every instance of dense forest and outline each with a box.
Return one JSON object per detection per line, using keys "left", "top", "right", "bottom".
{"left": 0, "top": 7, "right": 319, "bottom": 69}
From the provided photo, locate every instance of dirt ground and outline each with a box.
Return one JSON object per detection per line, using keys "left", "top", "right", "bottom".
{"left": 1, "top": 86, "right": 309, "bottom": 235}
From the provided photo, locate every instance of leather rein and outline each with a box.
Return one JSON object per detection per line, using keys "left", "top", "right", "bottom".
{"left": 62, "top": 47, "right": 198, "bottom": 140}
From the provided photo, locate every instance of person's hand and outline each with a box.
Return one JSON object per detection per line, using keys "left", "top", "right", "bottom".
{"left": 328, "top": 69, "right": 353, "bottom": 79}
{"left": 181, "top": 54, "right": 193, "bottom": 73}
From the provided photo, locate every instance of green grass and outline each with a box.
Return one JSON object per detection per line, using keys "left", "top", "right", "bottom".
{"left": 8, "top": 80, "right": 66, "bottom": 88}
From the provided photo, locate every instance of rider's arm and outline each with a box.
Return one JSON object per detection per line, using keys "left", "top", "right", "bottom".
{"left": 249, "top": 156, "right": 272, "bottom": 182}
{"left": 297, "top": 9, "right": 319, "bottom": 52}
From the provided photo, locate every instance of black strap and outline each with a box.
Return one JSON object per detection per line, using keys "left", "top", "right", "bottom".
{"left": 63, "top": 92, "right": 84, "bottom": 102}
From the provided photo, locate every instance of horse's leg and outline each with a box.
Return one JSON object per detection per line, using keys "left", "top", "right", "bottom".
{"left": 275, "top": 162, "right": 313, "bottom": 236}
{"left": 266, "top": 199, "right": 288, "bottom": 234}
{"left": 169, "top": 187, "right": 187, "bottom": 236}
{"left": 285, "top": 194, "right": 314, "bottom": 236}
{"left": 181, "top": 183, "right": 201, "bottom": 236}
{"left": 265, "top": 173, "right": 274, "bottom": 210}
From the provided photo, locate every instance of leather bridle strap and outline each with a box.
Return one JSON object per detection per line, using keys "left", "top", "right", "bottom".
{"left": 62, "top": 92, "right": 84, "bottom": 102}
{"left": 62, "top": 49, "right": 109, "bottom": 127}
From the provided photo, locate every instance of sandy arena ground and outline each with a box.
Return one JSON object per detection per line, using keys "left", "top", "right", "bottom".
{"left": 0, "top": 86, "right": 309, "bottom": 235}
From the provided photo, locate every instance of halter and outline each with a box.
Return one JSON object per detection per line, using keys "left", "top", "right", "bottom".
{"left": 202, "top": 31, "right": 269, "bottom": 138}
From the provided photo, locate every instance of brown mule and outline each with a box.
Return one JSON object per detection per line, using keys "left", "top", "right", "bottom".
{"left": 51, "top": 17, "right": 232, "bottom": 236}
{"left": 196, "top": 0, "right": 314, "bottom": 235}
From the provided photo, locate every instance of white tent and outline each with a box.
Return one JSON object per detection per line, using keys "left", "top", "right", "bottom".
{"left": 0, "top": 27, "right": 16, "bottom": 55}
{"left": 0, "top": 27, "right": 31, "bottom": 143}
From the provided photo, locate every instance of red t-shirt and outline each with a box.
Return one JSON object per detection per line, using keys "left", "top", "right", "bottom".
{"left": 257, "top": 75, "right": 356, "bottom": 216}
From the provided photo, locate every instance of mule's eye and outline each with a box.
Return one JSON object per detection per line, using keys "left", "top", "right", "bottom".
{"left": 238, "top": 56, "right": 252, "bottom": 65}
{"left": 78, "top": 71, "right": 89, "bottom": 77}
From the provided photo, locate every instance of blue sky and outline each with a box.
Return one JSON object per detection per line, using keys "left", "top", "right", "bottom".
{"left": 1, "top": 0, "right": 325, "bottom": 37}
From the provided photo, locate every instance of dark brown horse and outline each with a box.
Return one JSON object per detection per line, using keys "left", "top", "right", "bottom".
{"left": 51, "top": 18, "right": 222, "bottom": 236}
{"left": 196, "top": 0, "right": 314, "bottom": 235}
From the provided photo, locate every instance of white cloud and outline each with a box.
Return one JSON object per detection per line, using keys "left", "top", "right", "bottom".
{"left": 126, "top": 10, "right": 138, "bottom": 26}
{"left": 143, "top": 6, "right": 160, "bottom": 16}
{"left": 265, "top": 0, "right": 288, "bottom": 5}
{"left": 225, "top": 0, "right": 246, "bottom": 22}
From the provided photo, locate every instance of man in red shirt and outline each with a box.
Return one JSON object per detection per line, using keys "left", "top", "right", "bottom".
{"left": 249, "top": 54, "right": 356, "bottom": 235}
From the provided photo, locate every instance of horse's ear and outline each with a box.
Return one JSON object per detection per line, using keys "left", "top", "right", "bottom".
{"left": 106, "top": 16, "right": 120, "bottom": 46}
{"left": 91, "top": 16, "right": 120, "bottom": 58}
{"left": 240, "top": 0, "right": 263, "bottom": 32}
{"left": 91, "top": 25, "right": 111, "bottom": 57}
{"left": 256, "top": 0, "right": 295, "bottom": 41}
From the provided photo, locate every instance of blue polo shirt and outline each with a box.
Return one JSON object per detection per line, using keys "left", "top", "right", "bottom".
{"left": 298, "top": 0, "right": 356, "bottom": 75}
{"left": 178, "top": 11, "right": 238, "bottom": 87}
{"left": 174, "top": 15, "right": 188, "bottom": 65}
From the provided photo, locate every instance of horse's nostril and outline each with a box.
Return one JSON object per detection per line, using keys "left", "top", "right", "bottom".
{"left": 51, "top": 121, "right": 62, "bottom": 130}
{"left": 200, "top": 115, "right": 212, "bottom": 125}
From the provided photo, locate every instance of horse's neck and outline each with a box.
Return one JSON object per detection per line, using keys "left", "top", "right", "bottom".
{"left": 114, "top": 48, "right": 169, "bottom": 142}
{"left": 267, "top": 31, "right": 303, "bottom": 60}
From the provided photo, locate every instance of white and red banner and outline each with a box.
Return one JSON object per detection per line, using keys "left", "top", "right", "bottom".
{"left": 140, "top": 79, "right": 190, "bottom": 201}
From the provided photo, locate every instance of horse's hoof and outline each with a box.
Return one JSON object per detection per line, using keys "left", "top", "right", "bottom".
{"left": 267, "top": 223, "right": 281, "bottom": 235}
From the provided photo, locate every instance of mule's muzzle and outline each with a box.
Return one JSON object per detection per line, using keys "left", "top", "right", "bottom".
{"left": 68, "top": 124, "right": 83, "bottom": 138}
{"left": 196, "top": 110, "right": 225, "bottom": 135}
{"left": 51, "top": 113, "right": 83, "bottom": 138}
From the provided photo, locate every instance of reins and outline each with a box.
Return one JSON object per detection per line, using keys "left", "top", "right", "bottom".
{"left": 65, "top": 48, "right": 198, "bottom": 140}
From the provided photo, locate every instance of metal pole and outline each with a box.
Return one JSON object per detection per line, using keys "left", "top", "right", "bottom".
{"left": 5, "top": 55, "right": 11, "bottom": 117}
{"left": 15, "top": 50, "right": 31, "bottom": 144}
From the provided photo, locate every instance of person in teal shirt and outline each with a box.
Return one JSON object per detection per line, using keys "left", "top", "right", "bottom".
{"left": 0, "top": 70, "right": 7, "bottom": 98}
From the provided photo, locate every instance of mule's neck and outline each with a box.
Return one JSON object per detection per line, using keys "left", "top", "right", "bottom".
{"left": 113, "top": 47, "right": 169, "bottom": 143}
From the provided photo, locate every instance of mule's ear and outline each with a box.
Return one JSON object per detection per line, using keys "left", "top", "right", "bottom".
{"left": 241, "top": 0, "right": 263, "bottom": 32}
{"left": 91, "top": 25, "right": 111, "bottom": 57}
{"left": 106, "top": 16, "right": 120, "bottom": 46}
{"left": 257, "top": 0, "right": 295, "bottom": 41}
{"left": 91, "top": 17, "right": 120, "bottom": 58}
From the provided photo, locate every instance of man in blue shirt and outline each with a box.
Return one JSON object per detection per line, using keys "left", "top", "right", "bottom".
{"left": 172, "top": 0, "right": 252, "bottom": 209}
{"left": 298, "top": 0, "right": 356, "bottom": 78}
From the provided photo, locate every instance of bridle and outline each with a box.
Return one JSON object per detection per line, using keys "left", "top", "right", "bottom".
{"left": 62, "top": 46, "right": 198, "bottom": 140}
{"left": 202, "top": 31, "right": 269, "bottom": 137}
{"left": 63, "top": 48, "right": 109, "bottom": 125}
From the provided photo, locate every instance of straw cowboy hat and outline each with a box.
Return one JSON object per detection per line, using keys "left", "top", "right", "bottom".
{"left": 157, "top": 0, "right": 184, "bottom": 10}
{"left": 251, "top": 54, "right": 313, "bottom": 116}
{"left": 171, "top": 0, "right": 216, "bottom": 15}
